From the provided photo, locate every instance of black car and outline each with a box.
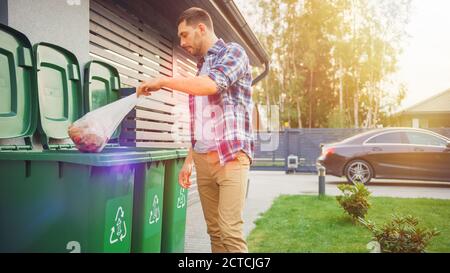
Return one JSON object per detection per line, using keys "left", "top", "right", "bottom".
{"left": 317, "top": 128, "right": 450, "bottom": 184}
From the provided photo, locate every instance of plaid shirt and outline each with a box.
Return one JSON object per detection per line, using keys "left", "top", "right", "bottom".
{"left": 189, "top": 38, "right": 254, "bottom": 166}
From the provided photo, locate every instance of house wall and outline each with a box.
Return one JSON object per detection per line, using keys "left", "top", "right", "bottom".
{"left": 399, "top": 114, "right": 450, "bottom": 128}
{"left": 87, "top": 0, "right": 193, "bottom": 149}
{"left": 428, "top": 116, "right": 450, "bottom": 128}
{"left": 4, "top": 0, "right": 90, "bottom": 71}
{"left": 400, "top": 116, "right": 429, "bottom": 128}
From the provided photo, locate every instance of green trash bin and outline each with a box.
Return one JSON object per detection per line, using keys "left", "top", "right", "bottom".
{"left": 0, "top": 149, "right": 149, "bottom": 253}
{"left": 84, "top": 63, "right": 183, "bottom": 253}
{"left": 120, "top": 88, "right": 188, "bottom": 252}
{"left": 161, "top": 149, "right": 189, "bottom": 253}
{"left": 0, "top": 28, "right": 150, "bottom": 253}
{"left": 132, "top": 150, "right": 178, "bottom": 253}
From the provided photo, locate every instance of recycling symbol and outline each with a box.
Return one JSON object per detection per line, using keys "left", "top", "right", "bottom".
{"left": 149, "top": 195, "right": 160, "bottom": 224}
{"left": 109, "top": 206, "right": 127, "bottom": 245}
{"left": 177, "top": 188, "right": 186, "bottom": 209}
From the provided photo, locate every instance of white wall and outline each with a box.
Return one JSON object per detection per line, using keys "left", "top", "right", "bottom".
{"left": 5, "top": 0, "right": 90, "bottom": 70}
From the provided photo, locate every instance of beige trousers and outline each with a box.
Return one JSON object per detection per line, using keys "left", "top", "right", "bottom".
{"left": 192, "top": 150, "right": 250, "bottom": 253}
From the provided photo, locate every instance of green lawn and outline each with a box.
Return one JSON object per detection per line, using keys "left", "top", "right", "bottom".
{"left": 252, "top": 161, "right": 285, "bottom": 167}
{"left": 247, "top": 195, "right": 450, "bottom": 253}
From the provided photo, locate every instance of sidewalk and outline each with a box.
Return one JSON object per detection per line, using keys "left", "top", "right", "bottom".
{"left": 184, "top": 171, "right": 317, "bottom": 253}
{"left": 184, "top": 171, "right": 450, "bottom": 253}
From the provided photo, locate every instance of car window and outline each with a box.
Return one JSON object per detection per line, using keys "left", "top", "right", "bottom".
{"left": 405, "top": 132, "right": 447, "bottom": 147}
{"left": 366, "top": 132, "right": 404, "bottom": 144}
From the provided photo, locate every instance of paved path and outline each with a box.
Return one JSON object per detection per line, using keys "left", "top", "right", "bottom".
{"left": 184, "top": 171, "right": 450, "bottom": 253}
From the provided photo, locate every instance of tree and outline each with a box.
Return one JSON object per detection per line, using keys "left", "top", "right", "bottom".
{"left": 247, "top": 0, "right": 411, "bottom": 128}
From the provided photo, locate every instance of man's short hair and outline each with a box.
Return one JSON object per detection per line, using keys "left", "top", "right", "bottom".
{"left": 177, "top": 7, "right": 213, "bottom": 30}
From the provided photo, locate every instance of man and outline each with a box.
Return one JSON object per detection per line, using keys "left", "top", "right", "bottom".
{"left": 137, "top": 7, "right": 253, "bottom": 253}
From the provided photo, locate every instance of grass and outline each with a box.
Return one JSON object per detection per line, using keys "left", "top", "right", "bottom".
{"left": 247, "top": 195, "right": 450, "bottom": 253}
{"left": 252, "top": 161, "right": 285, "bottom": 167}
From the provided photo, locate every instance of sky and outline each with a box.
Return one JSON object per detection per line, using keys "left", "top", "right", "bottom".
{"left": 235, "top": 0, "right": 450, "bottom": 110}
{"left": 395, "top": 0, "right": 450, "bottom": 109}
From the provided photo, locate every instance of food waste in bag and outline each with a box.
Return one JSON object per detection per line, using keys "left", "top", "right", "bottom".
{"left": 68, "top": 93, "right": 141, "bottom": 153}
{"left": 68, "top": 118, "right": 110, "bottom": 153}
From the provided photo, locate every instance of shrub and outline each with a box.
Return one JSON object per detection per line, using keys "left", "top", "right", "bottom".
{"left": 336, "top": 182, "right": 371, "bottom": 221}
{"left": 359, "top": 215, "right": 440, "bottom": 253}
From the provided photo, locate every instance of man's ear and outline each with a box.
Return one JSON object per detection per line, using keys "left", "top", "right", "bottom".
{"left": 198, "top": 23, "right": 207, "bottom": 34}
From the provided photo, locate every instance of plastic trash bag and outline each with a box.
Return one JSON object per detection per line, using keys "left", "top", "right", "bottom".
{"left": 68, "top": 93, "right": 140, "bottom": 153}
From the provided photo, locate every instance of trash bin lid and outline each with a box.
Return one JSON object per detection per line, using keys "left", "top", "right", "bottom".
{"left": 0, "top": 148, "right": 153, "bottom": 167}
{"left": 83, "top": 60, "right": 121, "bottom": 141}
{"left": 147, "top": 149, "right": 178, "bottom": 161}
{"left": 94, "top": 147, "right": 179, "bottom": 161}
{"left": 0, "top": 24, "right": 37, "bottom": 150}
{"left": 34, "top": 43, "right": 83, "bottom": 150}
{"left": 176, "top": 149, "right": 189, "bottom": 158}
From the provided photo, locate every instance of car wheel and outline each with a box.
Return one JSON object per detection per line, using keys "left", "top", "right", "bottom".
{"left": 345, "top": 159, "right": 373, "bottom": 185}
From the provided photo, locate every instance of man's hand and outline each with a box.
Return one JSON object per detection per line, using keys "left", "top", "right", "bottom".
{"left": 137, "top": 77, "right": 166, "bottom": 97}
{"left": 178, "top": 161, "right": 194, "bottom": 189}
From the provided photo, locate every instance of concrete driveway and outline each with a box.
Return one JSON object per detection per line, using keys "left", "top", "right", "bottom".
{"left": 184, "top": 171, "right": 450, "bottom": 253}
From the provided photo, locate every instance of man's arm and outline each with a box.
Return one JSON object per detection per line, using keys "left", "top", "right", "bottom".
{"left": 137, "top": 75, "right": 217, "bottom": 97}
{"left": 179, "top": 147, "right": 194, "bottom": 189}
{"left": 184, "top": 147, "right": 194, "bottom": 166}
{"left": 138, "top": 44, "right": 248, "bottom": 97}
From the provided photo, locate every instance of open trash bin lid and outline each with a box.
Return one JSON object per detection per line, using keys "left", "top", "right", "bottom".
{"left": 34, "top": 42, "right": 82, "bottom": 150}
{"left": 0, "top": 24, "right": 37, "bottom": 150}
{"left": 84, "top": 60, "right": 121, "bottom": 141}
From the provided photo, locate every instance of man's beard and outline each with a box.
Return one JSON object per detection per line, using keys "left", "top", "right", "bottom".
{"left": 189, "top": 45, "right": 201, "bottom": 57}
{"left": 191, "top": 34, "right": 203, "bottom": 57}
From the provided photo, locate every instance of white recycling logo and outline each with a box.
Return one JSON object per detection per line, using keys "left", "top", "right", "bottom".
{"left": 177, "top": 188, "right": 186, "bottom": 209}
{"left": 66, "top": 241, "right": 81, "bottom": 253}
{"left": 109, "top": 206, "right": 127, "bottom": 245}
{"left": 149, "top": 195, "right": 160, "bottom": 225}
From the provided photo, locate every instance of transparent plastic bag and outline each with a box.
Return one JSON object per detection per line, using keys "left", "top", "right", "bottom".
{"left": 68, "top": 93, "right": 140, "bottom": 153}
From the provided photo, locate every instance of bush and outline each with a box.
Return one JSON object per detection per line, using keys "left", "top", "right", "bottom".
{"left": 336, "top": 182, "right": 371, "bottom": 221}
{"left": 360, "top": 215, "right": 440, "bottom": 253}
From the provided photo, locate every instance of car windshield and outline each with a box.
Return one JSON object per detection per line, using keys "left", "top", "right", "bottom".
{"left": 405, "top": 132, "right": 447, "bottom": 147}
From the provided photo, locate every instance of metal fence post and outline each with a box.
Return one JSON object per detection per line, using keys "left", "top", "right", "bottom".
{"left": 246, "top": 178, "right": 250, "bottom": 199}
{"left": 318, "top": 166, "right": 326, "bottom": 196}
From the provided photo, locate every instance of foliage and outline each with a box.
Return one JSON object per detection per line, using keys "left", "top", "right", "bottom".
{"left": 245, "top": 0, "right": 412, "bottom": 128}
{"left": 359, "top": 215, "right": 440, "bottom": 253}
{"left": 336, "top": 182, "right": 371, "bottom": 221}
{"left": 248, "top": 195, "right": 450, "bottom": 253}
